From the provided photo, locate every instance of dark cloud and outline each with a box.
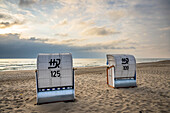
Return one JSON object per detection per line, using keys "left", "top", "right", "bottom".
{"left": 0, "top": 13, "right": 12, "bottom": 19}
{"left": 0, "top": 21, "right": 23, "bottom": 28}
{"left": 19, "top": 0, "right": 37, "bottom": 7}
{"left": 0, "top": 33, "right": 135, "bottom": 58}
{"left": 0, "top": 33, "right": 20, "bottom": 39}
{"left": 0, "top": 22, "right": 10, "bottom": 26}
{"left": 82, "top": 27, "right": 119, "bottom": 37}
{"left": 28, "top": 37, "right": 48, "bottom": 42}
{"left": 0, "top": 13, "right": 24, "bottom": 29}
{"left": 0, "top": 33, "right": 103, "bottom": 58}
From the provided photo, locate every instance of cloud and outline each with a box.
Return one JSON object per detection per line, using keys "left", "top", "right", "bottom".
{"left": 28, "top": 37, "right": 48, "bottom": 42}
{"left": 0, "top": 33, "right": 71, "bottom": 58}
{"left": 19, "top": 0, "right": 37, "bottom": 7}
{"left": 82, "top": 26, "right": 119, "bottom": 37}
{"left": 78, "top": 38, "right": 136, "bottom": 51}
{"left": 55, "top": 33, "right": 68, "bottom": 37}
{"left": 0, "top": 33, "right": 20, "bottom": 39}
{"left": 61, "top": 39, "right": 85, "bottom": 44}
{"left": 0, "top": 33, "right": 135, "bottom": 58}
{"left": 0, "top": 12, "right": 25, "bottom": 29}
{"left": 67, "top": 19, "right": 95, "bottom": 33}
{"left": 45, "top": 37, "right": 135, "bottom": 51}
{"left": 107, "top": 10, "right": 126, "bottom": 21}
{"left": 47, "top": 37, "right": 136, "bottom": 51}
{"left": 0, "top": 21, "right": 23, "bottom": 29}
{"left": 159, "top": 26, "right": 170, "bottom": 31}
{"left": 75, "top": 20, "right": 95, "bottom": 29}
{"left": 1, "top": 0, "right": 169, "bottom": 58}
{"left": 45, "top": 38, "right": 86, "bottom": 46}
{"left": 0, "top": 13, "right": 12, "bottom": 19}
{"left": 58, "top": 18, "right": 68, "bottom": 26}
{"left": 53, "top": 19, "right": 68, "bottom": 28}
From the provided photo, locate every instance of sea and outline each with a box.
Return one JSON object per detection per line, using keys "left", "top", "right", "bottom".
{"left": 0, "top": 58, "right": 170, "bottom": 71}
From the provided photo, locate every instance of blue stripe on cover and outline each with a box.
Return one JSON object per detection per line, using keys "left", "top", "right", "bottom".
{"left": 38, "top": 86, "right": 73, "bottom": 92}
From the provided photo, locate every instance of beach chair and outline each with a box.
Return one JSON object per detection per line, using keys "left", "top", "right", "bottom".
{"left": 106, "top": 54, "right": 137, "bottom": 88}
{"left": 35, "top": 53, "right": 75, "bottom": 104}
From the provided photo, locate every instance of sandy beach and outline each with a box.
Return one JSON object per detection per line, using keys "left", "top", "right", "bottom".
{"left": 0, "top": 60, "right": 170, "bottom": 113}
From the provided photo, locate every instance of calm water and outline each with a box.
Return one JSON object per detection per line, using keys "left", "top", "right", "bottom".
{"left": 0, "top": 58, "right": 169, "bottom": 71}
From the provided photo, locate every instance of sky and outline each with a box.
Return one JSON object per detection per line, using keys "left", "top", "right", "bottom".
{"left": 0, "top": 0, "right": 170, "bottom": 58}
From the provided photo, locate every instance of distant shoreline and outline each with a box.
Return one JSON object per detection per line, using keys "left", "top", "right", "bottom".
{"left": 0, "top": 60, "right": 169, "bottom": 72}
{"left": 0, "top": 58, "right": 170, "bottom": 72}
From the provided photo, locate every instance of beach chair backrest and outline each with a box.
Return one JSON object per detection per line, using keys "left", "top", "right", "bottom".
{"left": 37, "top": 53, "right": 73, "bottom": 88}
{"left": 107, "top": 54, "right": 136, "bottom": 78}
{"left": 36, "top": 53, "right": 74, "bottom": 104}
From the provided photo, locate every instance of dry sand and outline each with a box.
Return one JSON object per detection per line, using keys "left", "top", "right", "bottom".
{"left": 0, "top": 60, "right": 170, "bottom": 113}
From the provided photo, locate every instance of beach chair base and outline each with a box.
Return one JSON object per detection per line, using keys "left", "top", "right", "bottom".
{"left": 114, "top": 79, "right": 137, "bottom": 88}
{"left": 37, "top": 89, "right": 75, "bottom": 104}
{"left": 107, "top": 79, "right": 137, "bottom": 88}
